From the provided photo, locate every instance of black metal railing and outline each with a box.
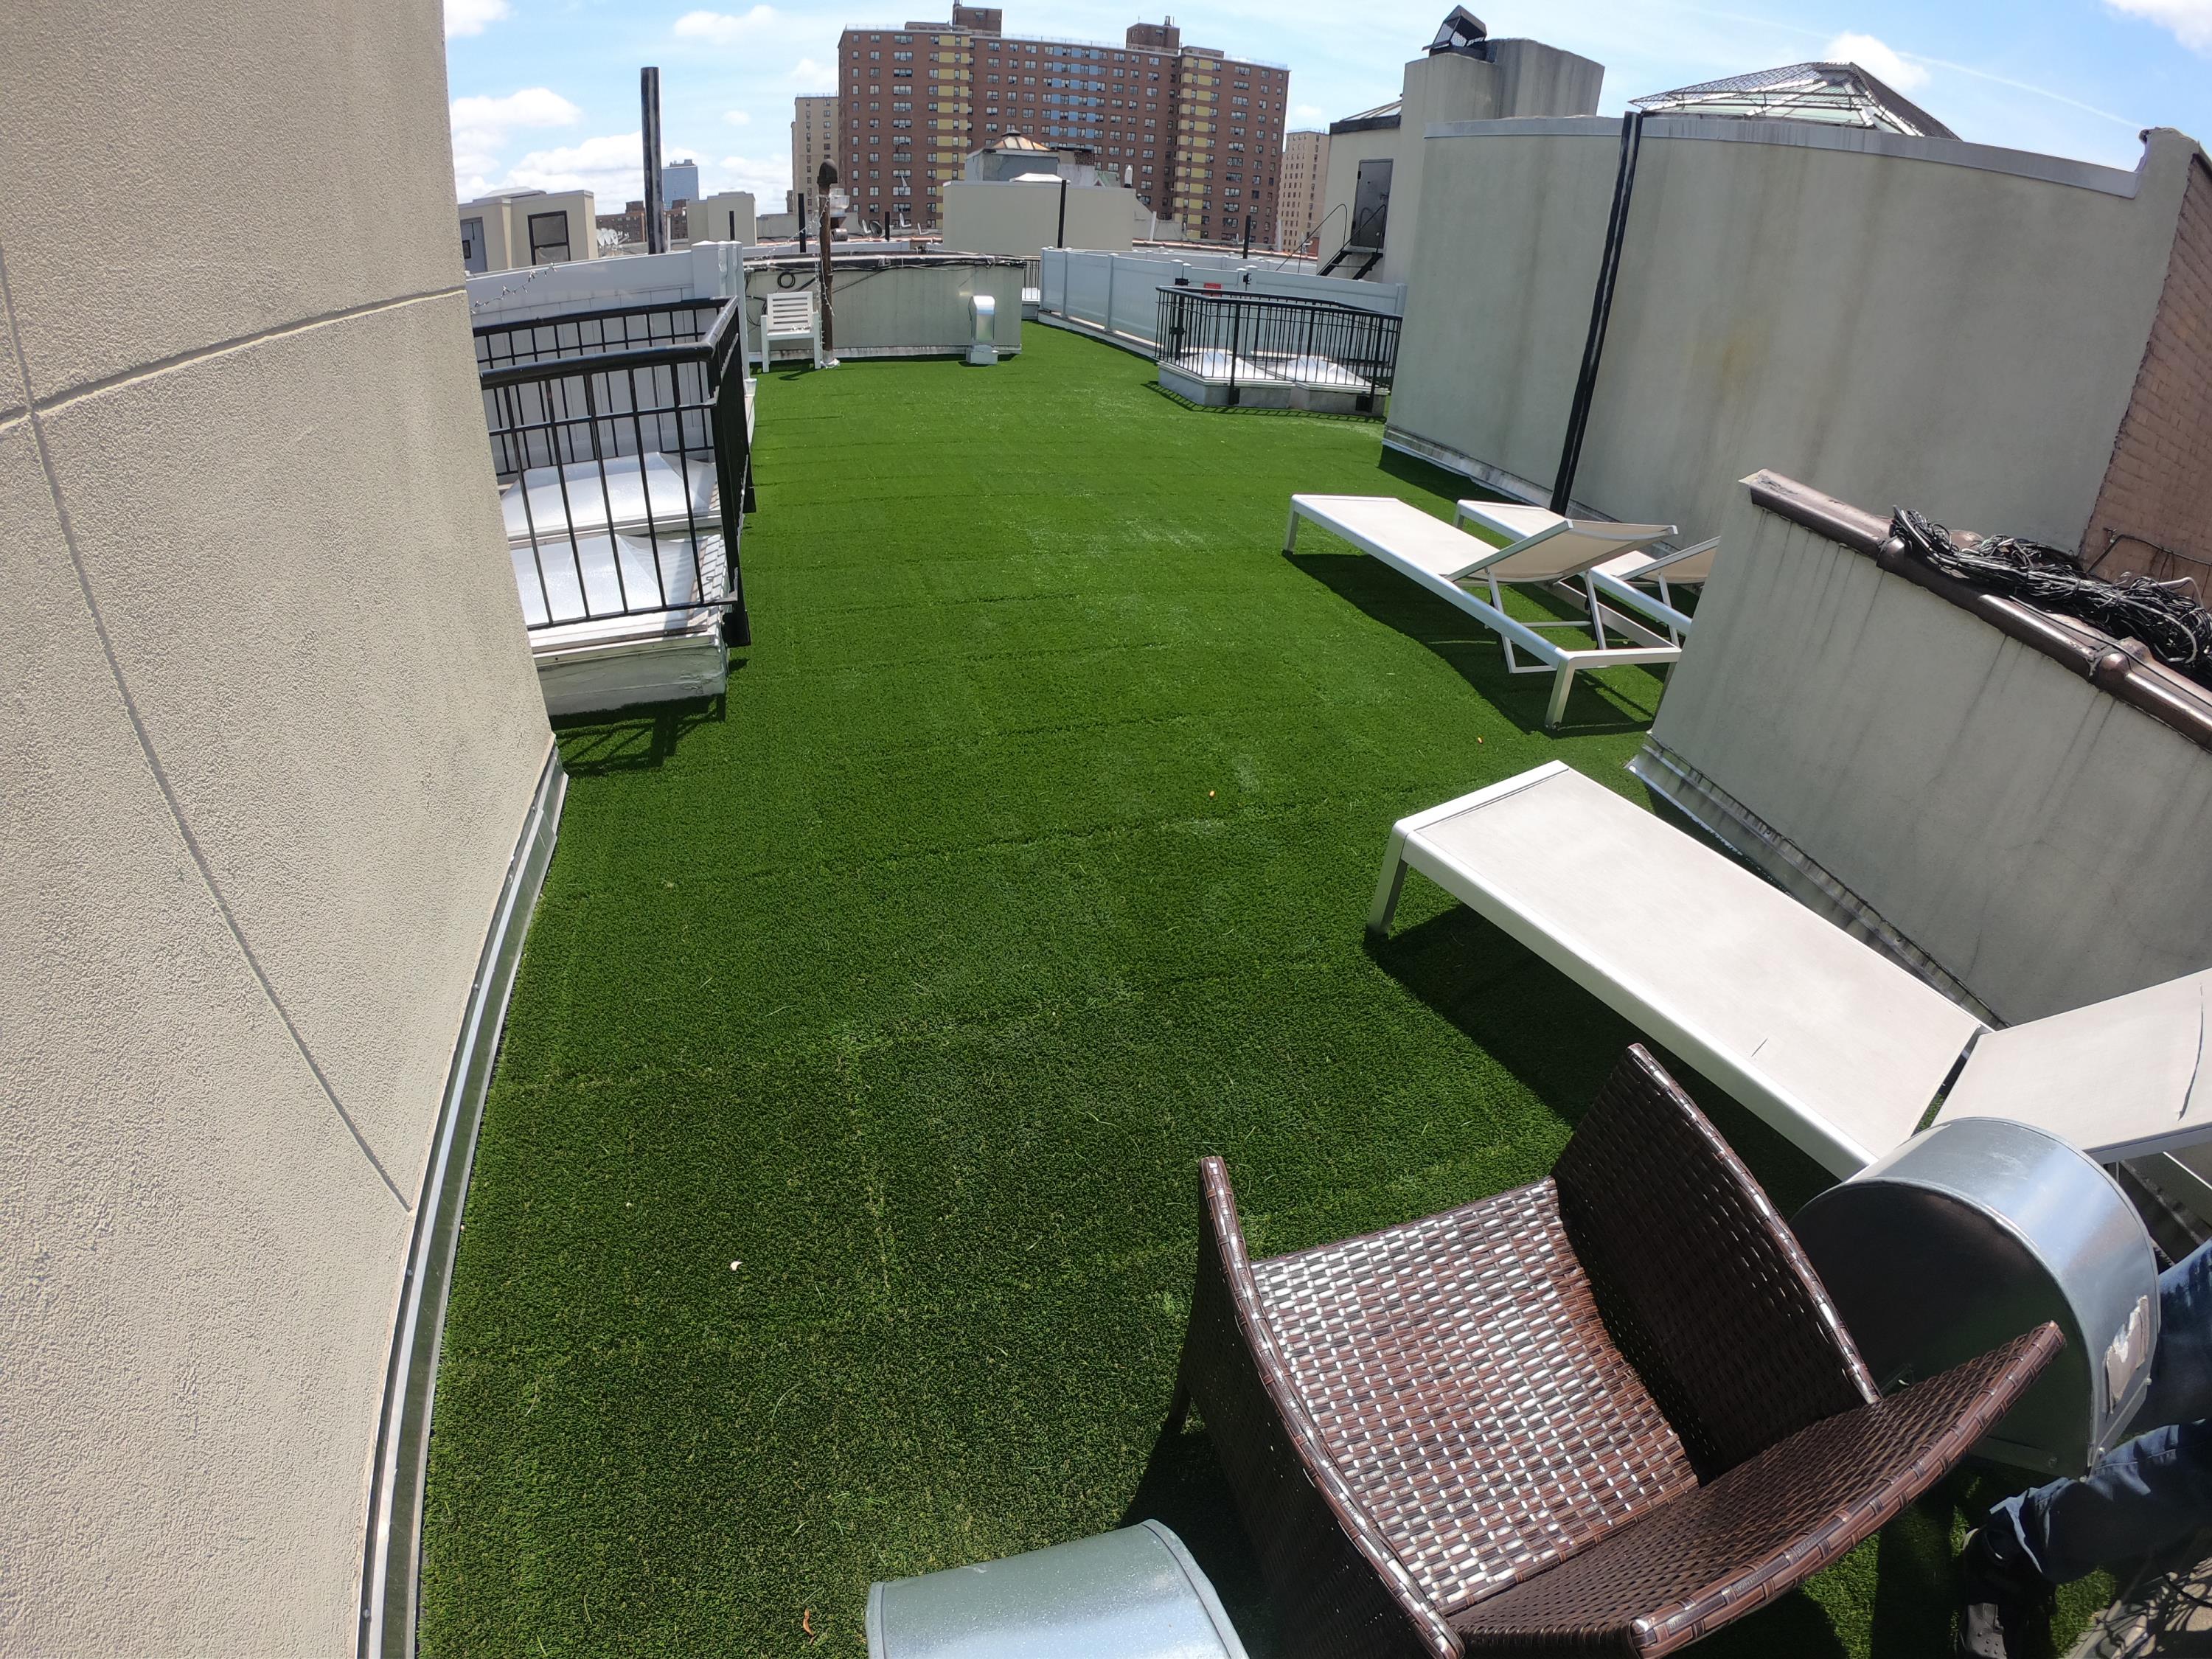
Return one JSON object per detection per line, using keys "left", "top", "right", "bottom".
{"left": 1155, "top": 288, "right": 1400, "bottom": 411}
{"left": 475, "top": 295, "right": 752, "bottom": 646}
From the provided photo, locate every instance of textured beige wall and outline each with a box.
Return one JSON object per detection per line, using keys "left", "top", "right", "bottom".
{"left": 689, "top": 191, "right": 760, "bottom": 246}
{"left": 0, "top": 0, "right": 553, "bottom": 1651}
{"left": 1390, "top": 120, "right": 2195, "bottom": 550}
{"left": 942, "top": 181, "right": 1136, "bottom": 257}
{"left": 1316, "top": 41, "right": 1602, "bottom": 282}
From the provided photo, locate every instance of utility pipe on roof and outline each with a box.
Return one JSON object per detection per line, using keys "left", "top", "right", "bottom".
{"left": 641, "top": 68, "right": 667, "bottom": 255}
{"left": 1550, "top": 111, "right": 1644, "bottom": 516}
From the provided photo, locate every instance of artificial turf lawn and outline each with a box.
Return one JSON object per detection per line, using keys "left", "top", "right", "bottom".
{"left": 420, "top": 324, "right": 2110, "bottom": 1656}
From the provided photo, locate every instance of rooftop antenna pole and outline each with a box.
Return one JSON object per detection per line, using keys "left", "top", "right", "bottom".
{"left": 1056, "top": 174, "right": 1068, "bottom": 249}
{"left": 641, "top": 68, "right": 667, "bottom": 254}
{"left": 817, "top": 159, "right": 839, "bottom": 364}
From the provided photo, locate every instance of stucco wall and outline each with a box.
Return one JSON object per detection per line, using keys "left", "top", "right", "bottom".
{"left": 688, "top": 190, "right": 759, "bottom": 247}
{"left": 745, "top": 259, "right": 1026, "bottom": 355}
{"left": 1318, "top": 40, "right": 1602, "bottom": 281}
{"left": 1388, "top": 119, "right": 2199, "bottom": 552}
{"left": 0, "top": 0, "right": 554, "bottom": 1652}
{"left": 1649, "top": 484, "right": 2212, "bottom": 1026}
{"left": 1317, "top": 122, "right": 1398, "bottom": 268}
{"left": 459, "top": 191, "right": 598, "bottom": 274}
{"left": 942, "top": 180, "right": 1137, "bottom": 257}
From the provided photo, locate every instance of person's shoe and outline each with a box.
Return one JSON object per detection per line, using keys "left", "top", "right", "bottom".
{"left": 1958, "top": 1528, "right": 2055, "bottom": 1659}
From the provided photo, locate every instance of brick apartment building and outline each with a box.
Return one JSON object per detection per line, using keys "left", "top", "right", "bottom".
{"left": 790, "top": 94, "right": 840, "bottom": 215}
{"left": 835, "top": 6, "right": 1289, "bottom": 240}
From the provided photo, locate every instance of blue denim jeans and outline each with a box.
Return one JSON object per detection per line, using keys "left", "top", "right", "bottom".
{"left": 1986, "top": 1237, "right": 2212, "bottom": 1584}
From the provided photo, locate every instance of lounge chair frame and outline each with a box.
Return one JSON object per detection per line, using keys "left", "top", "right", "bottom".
{"left": 1287, "top": 495, "right": 1681, "bottom": 727}
{"left": 1369, "top": 761, "right": 2212, "bottom": 1176}
{"left": 1587, "top": 536, "right": 1719, "bottom": 642}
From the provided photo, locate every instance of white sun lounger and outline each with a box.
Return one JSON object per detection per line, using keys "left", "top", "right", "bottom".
{"left": 1588, "top": 538, "right": 1720, "bottom": 641}
{"left": 1454, "top": 498, "right": 1717, "bottom": 643}
{"left": 1368, "top": 761, "right": 2212, "bottom": 1178}
{"left": 1286, "top": 495, "right": 1683, "bottom": 727}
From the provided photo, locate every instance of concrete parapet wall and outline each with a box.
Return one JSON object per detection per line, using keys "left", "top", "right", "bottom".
{"left": 942, "top": 180, "right": 1136, "bottom": 258}
{"left": 746, "top": 257, "right": 1026, "bottom": 357}
{"left": 1388, "top": 119, "right": 2201, "bottom": 554}
{"left": 1651, "top": 483, "right": 2212, "bottom": 1026}
{"left": 1039, "top": 247, "right": 1402, "bottom": 352}
{"left": 0, "top": 0, "right": 553, "bottom": 1649}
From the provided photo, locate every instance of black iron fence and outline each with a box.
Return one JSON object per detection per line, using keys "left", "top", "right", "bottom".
{"left": 1155, "top": 287, "right": 1400, "bottom": 411}
{"left": 475, "top": 295, "right": 753, "bottom": 644}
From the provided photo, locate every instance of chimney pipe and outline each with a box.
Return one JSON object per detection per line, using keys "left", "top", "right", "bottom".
{"left": 641, "top": 67, "right": 667, "bottom": 254}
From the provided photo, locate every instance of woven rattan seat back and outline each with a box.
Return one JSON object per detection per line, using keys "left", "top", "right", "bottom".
{"left": 1180, "top": 1157, "right": 1459, "bottom": 1659}
{"left": 1554, "top": 1046, "right": 1878, "bottom": 1475}
{"left": 1249, "top": 1182, "right": 1696, "bottom": 1614}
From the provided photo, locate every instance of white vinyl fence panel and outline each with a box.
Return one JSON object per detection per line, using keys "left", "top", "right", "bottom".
{"left": 1038, "top": 248, "right": 1405, "bottom": 357}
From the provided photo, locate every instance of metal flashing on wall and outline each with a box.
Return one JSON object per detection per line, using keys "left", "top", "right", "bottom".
{"left": 1745, "top": 470, "right": 2212, "bottom": 754}
{"left": 1627, "top": 736, "right": 1997, "bottom": 1024}
{"left": 358, "top": 745, "right": 567, "bottom": 1659}
{"left": 1424, "top": 114, "right": 2146, "bottom": 198}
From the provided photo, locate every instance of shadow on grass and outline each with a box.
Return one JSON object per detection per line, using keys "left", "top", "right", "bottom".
{"left": 1376, "top": 444, "right": 1497, "bottom": 501}
{"left": 554, "top": 680, "right": 734, "bottom": 777}
{"left": 1120, "top": 1419, "right": 1284, "bottom": 1658}
{"left": 1284, "top": 549, "right": 1662, "bottom": 737}
{"left": 1368, "top": 902, "right": 1837, "bottom": 1218}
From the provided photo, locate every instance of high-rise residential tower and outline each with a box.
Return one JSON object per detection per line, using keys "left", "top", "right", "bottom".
{"left": 836, "top": 10, "right": 1290, "bottom": 240}
{"left": 790, "top": 94, "right": 841, "bottom": 213}
{"left": 1276, "top": 128, "right": 1328, "bottom": 251}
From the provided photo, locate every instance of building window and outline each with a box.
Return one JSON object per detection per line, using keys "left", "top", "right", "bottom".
{"left": 526, "top": 209, "right": 571, "bottom": 264}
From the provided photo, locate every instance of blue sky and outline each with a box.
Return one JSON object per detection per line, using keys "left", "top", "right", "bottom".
{"left": 445, "top": 0, "right": 2212, "bottom": 207}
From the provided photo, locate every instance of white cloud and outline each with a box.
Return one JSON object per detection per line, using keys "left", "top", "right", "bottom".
{"left": 2105, "top": 0, "right": 2212, "bottom": 51}
{"left": 723, "top": 109, "right": 752, "bottom": 125}
{"left": 1293, "top": 102, "right": 1325, "bottom": 122}
{"left": 673, "top": 6, "right": 778, "bottom": 45}
{"left": 505, "top": 131, "right": 665, "bottom": 204}
{"left": 451, "top": 87, "right": 582, "bottom": 134}
{"left": 445, "top": 0, "right": 512, "bottom": 38}
{"left": 1823, "top": 32, "right": 1930, "bottom": 91}
{"left": 714, "top": 153, "right": 790, "bottom": 200}
{"left": 786, "top": 56, "right": 837, "bottom": 91}
{"left": 451, "top": 88, "right": 582, "bottom": 195}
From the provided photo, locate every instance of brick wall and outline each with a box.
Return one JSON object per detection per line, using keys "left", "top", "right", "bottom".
{"left": 2084, "top": 152, "right": 2212, "bottom": 583}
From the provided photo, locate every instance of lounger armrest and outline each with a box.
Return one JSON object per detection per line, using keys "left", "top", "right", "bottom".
{"left": 1180, "top": 1158, "right": 1458, "bottom": 1659}
{"left": 1451, "top": 1324, "right": 2063, "bottom": 1656}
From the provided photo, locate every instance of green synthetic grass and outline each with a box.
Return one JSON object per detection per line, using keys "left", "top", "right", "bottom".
{"left": 421, "top": 327, "right": 2110, "bottom": 1656}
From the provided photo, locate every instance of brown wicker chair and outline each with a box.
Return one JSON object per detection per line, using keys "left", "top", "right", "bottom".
{"left": 1169, "top": 1044, "right": 2062, "bottom": 1659}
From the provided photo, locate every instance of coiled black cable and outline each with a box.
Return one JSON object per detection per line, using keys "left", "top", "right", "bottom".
{"left": 1891, "top": 507, "right": 2212, "bottom": 689}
